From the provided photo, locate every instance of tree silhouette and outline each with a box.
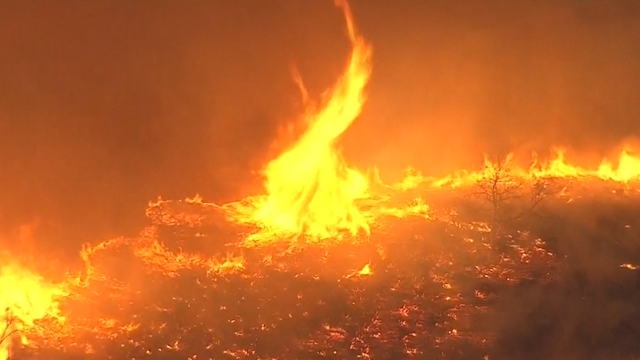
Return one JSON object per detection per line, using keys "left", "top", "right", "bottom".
{"left": 472, "top": 154, "right": 550, "bottom": 245}
{"left": 1, "top": 308, "right": 20, "bottom": 358}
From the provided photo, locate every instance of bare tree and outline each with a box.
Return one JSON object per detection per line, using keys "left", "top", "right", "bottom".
{"left": 471, "top": 154, "right": 551, "bottom": 245}
{"left": 1, "top": 308, "right": 19, "bottom": 357}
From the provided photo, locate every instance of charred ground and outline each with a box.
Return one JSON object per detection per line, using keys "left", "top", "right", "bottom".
{"left": 9, "top": 183, "right": 640, "bottom": 360}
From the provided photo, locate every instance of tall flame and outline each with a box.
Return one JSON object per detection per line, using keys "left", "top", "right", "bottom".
{"left": 249, "top": 0, "right": 372, "bottom": 241}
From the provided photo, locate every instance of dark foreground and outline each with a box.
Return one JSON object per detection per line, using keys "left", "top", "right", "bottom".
{"left": 14, "top": 189, "right": 640, "bottom": 360}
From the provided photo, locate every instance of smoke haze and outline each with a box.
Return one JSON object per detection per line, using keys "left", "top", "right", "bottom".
{"left": 1, "top": 0, "right": 640, "bottom": 248}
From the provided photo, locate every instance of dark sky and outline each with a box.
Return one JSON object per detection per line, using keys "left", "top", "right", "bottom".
{"left": 1, "top": 0, "right": 640, "bottom": 249}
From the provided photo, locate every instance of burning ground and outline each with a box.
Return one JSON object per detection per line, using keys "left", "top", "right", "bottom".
{"left": 4, "top": 174, "right": 640, "bottom": 360}
{"left": 2, "top": 1, "right": 640, "bottom": 359}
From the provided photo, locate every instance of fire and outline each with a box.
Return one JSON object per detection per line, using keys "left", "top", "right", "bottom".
{"left": 621, "top": 263, "right": 639, "bottom": 270}
{"left": 400, "top": 147, "right": 640, "bottom": 191}
{"left": 0, "top": 261, "right": 67, "bottom": 360}
{"left": 529, "top": 147, "right": 640, "bottom": 183}
{"left": 358, "top": 263, "right": 372, "bottom": 276}
{"left": 236, "top": 0, "right": 373, "bottom": 244}
{"left": 596, "top": 147, "right": 640, "bottom": 183}
{"left": 511, "top": 147, "right": 640, "bottom": 184}
{"left": 3, "top": 0, "right": 640, "bottom": 358}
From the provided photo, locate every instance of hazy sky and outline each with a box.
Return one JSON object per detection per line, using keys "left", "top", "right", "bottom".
{"left": 1, "top": 0, "right": 640, "bottom": 248}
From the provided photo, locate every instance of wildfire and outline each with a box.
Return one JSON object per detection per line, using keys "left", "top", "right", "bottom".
{"left": 2, "top": 0, "right": 640, "bottom": 359}
{"left": 401, "top": 147, "right": 640, "bottom": 190}
{"left": 0, "top": 261, "right": 67, "bottom": 360}
{"left": 528, "top": 147, "right": 640, "bottom": 183}
{"left": 227, "top": 0, "right": 372, "bottom": 245}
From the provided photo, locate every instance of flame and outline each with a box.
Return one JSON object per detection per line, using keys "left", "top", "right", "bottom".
{"left": 358, "top": 263, "right": 372, "bottom": 276}
{"left": 596, "top": 147, "right": 640, "bottom": 182}
{"left": 398, "top": 147, "right": 640, "bottom": 191}
{"left": 0, "top": 261, "right": 67, "bottom": 360}
{"left": 508, "top": 147, "right": 640, "bottom": 184}
{"left": 240, "top": 0, "right": 372, "bottom": 244}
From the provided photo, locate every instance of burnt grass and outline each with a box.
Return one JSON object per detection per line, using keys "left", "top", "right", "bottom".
{"left": 18, "top": 190, "right": 640, "bottom": 360}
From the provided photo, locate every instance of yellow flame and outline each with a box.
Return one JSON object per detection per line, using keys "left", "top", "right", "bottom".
{"left": 247, "top": 0, "right": 372, "bottom": 243}
{"left": 0, "top": 262, "right": 67, "bottom": 360}
{"left": 398, "top": 147, "right": 640, "bottom": 191}
{"left": 358, "top": 263, "right": 372, "bottom": 276}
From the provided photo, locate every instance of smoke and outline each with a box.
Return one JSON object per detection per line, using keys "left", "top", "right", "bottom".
{"left": 483, "top": 196, "right": 640, "bottom": 360}
{"left": 1, "top": 3, "right": 640, "bottom": 359}
{"left": 1, "top": 1, "right": 640, "bottom": 250}
{"left": 342, "top": 0, "right": 640, "bottom": 179}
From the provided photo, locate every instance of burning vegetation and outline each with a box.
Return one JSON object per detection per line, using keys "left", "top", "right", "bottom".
{"left": 2, "top": 1, "right": 640, "bottom": 360}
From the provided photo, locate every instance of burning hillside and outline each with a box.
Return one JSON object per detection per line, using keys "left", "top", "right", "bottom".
{"left": 2, "top": 1, "right": 640, "bottom": 360}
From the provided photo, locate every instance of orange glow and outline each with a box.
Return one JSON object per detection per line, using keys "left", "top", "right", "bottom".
{"left": 397, "top": 147, "right": 640, "bottom": 191}
{"left": 0, "top": 261, "right": 67, "bottom": 360}
{"left": 226, "top": 0, "right": 372, "bottom": 245}
{"left": 3, "top": 1, "right": 640, "bottom": 357}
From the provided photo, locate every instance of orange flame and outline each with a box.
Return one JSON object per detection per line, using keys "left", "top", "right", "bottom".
{"left": 244, "top": 0, "right": 372, "bottom": 243}
{"left": 398, "top": 147, "right": 640, "bottom": 191}
{"left": 0, "top": 261, "right": 67, "bottom": 360}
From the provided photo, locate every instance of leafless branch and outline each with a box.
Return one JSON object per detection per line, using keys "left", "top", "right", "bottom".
{"left": 470, "top": 154, "right": 551, "bottom": 245}
{"left": 0, "top": 309, "right": 19, "bottom": 348}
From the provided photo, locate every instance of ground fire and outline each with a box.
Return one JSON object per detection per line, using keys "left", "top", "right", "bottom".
{"left": 1, "top": 1, "right": 640, "bottom": 360}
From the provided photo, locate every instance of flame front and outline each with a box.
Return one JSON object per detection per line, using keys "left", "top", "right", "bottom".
{"left": 248, "top": 0, "right": 372, "bottom": 242}
{"left": 0, "top": 262, "right": 66, "bottom": 360}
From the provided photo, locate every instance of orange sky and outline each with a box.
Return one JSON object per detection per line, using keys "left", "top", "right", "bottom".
{"left": 1, "top": 0, "right": 639, "bottom": 248}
